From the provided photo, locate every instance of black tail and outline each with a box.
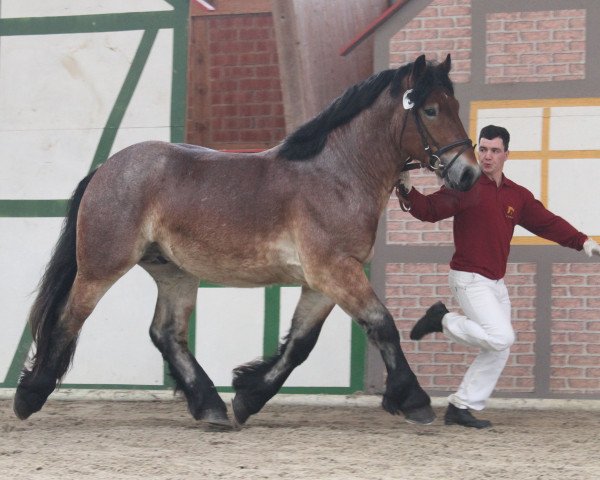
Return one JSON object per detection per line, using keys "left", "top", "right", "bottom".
{"left": 27, "top": 169, "right": 97, "bottom": 378}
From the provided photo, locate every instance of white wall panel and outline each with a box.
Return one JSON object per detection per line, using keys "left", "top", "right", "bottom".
{"left": 0, "top": 32, "right": 142, "bottom": 131}
{"left": 64, "top": 266, "right": 163, "bottom": 385}
{"left": 476, "top": 108, "right": 543, "bottom": 151}
{"left": 279, "top": 287, "right": 352, "bottom": 387}
{"left": 0, "top": 31, "right": 143, "bottom": 198}
{"left": 548, "top": 158, "right": 600, "bottom": 235}
{"left": 0, "top": 130, "right": 100, "bottom": 199}
{"left": 0, "top": 218, "right": 63, "bottom": 380}
{"left": 550, "top": 106, "right": 600, "bottom": 151}
{"left": 195, "top": 288, "right": 265, "bottom": 387}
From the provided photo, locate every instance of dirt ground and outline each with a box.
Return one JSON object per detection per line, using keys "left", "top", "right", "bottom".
{"left": 1, "top": 396, "right": 600, "bottom": 480}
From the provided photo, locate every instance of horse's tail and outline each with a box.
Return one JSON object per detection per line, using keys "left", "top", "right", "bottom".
{"left": 27, "top": 169, "right": 97, "bottom": 378}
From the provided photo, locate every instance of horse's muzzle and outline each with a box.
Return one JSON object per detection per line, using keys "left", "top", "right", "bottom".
{"left": 457, "top": 164, "right": 481, "bottom": 191}
{"left": 444, "top": 160, "right": 481, "bottom": 192}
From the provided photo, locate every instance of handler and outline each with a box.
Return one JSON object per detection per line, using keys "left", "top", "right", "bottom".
{"left": 396, "top": 124, "right": 600, "bottom": 428}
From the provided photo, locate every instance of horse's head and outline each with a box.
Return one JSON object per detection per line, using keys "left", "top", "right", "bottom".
{"left": 391, "top": 54, "right": 480, "bottom": 191}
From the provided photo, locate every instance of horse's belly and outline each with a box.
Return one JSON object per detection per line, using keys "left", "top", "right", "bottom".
{"left": 166, "top": 238, "right": 305, "bottom": 287}
{"left": 185, "top": 260, "right": 305, "bottom": 287}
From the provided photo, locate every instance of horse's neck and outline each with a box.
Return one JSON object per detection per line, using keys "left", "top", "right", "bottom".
{"left": 324, "top": 116, "right": 400, "bottom": 201}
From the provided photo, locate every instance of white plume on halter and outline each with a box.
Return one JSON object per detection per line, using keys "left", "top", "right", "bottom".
{"left": 403, "top": 89, "right": 414, "bottom": 110}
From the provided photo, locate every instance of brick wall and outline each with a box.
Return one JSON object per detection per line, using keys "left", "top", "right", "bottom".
{"left": 388, "top": 3, "right": 586, "bottom": 85}
{"left": 187, "top": 13, "right": 285, "bottom": 149}
{"left": 486, "top": 9, "right": 586, "bottom": 83}
{"left": 386, "top": 170, "right": 452, "bottom": 245}
{"left": 551, "top": 263, "right": 600, "bottom": 393}
{"left": 389, "top": 0, "right": 471, "bottom": 83}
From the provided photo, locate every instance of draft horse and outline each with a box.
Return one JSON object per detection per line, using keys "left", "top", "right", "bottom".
{"left": 14, "top": 54, "right": 479, "bottom": 428}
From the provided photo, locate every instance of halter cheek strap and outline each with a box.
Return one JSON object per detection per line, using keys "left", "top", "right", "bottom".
{"left": 408, "top": 98, "right": 473, "bottom": 179}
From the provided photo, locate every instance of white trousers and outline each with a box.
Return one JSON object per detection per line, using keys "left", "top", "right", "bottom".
{"left": 443, "top": 269, "right": 515, "bottom": 411}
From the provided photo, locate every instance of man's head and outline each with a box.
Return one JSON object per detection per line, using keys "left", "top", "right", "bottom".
{"left": 479, "top": 125, "right": 510, "bottom": 151}
{"left": 477, "top": 125, "right": 510, "bottom": 183}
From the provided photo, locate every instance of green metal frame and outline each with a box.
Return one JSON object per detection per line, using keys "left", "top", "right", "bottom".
{"left": 0, "top": 1, "right": 367, "bottom": 394}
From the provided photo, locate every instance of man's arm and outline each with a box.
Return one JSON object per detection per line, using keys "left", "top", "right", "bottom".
{"left": 395, "top": 173, "right": 464, "bottom": 222}
{"left": 520, "top": 195, "right": 589, "bottom": 251}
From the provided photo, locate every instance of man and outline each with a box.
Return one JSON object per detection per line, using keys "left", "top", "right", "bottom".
{"left": 397, "top": 124, "right": 600, "bottom": 429}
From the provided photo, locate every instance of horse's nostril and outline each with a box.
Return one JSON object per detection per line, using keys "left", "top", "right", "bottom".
{"left": 459, "top": 168, "right": 476, "bottom": 191}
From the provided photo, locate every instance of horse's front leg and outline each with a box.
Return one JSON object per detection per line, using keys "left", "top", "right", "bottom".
{"left": 232, "top": 286, "right": 334, "bottom": 426}
{"left": 315, "top": 257, "right": 435, "bottom": 425}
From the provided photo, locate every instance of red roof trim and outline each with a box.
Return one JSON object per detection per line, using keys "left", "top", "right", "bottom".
{"left": 339, "top": 0, "right": 411, "bottom": 57}
{"left": 192, "top": 0, "right": 216, "bottom": 11}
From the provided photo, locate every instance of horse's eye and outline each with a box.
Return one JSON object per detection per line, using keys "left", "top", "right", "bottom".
{"left": 423, "top": 107, "right": 437, "bottom": 117}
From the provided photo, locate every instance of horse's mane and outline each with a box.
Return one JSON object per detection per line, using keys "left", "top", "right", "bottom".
{"left": 279, "top": 59, "right": 454, "bottom": 161}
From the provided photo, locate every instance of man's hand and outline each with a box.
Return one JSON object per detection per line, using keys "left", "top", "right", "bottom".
{"left": 583, "top": 238, "right": 600, "bottom": 257}
{"left": 395, "top": 172, "right": 412, "bottom": 198}
{"left": 395, "top": 172, "right": 412, "bottom": 212}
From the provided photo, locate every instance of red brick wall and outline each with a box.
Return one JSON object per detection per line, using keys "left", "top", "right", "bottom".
{"left": 187, "top": 12, "right": 285, "bottom": 149}
{"left": 486, "top": 9, "right": 586, "bottom": 83}
{"left": 389, "top": 0, "right": 471, "bottom": 83}
{"left": 551, "top": 264, "right": 600, "bottom": 393}
{"left": 386, "top": 171, "right": 452, "bottom": 245}
{"left": 388, "top": 3, "right": 586, "bottom": 85}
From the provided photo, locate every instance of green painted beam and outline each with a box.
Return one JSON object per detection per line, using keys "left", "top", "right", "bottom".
{"left": 0, "top": 200, "right": 68, "bottom": 217}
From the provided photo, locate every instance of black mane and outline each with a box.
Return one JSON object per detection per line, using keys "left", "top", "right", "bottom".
{"left": 279, "top": 59, "right": 454, "bottom": 161}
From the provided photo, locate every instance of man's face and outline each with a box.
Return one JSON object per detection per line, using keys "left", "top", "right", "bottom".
{"left": 478, "top": 136, "right": 508, "bottom": 180}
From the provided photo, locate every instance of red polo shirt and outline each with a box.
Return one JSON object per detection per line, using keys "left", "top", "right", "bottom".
{"left": 406, "top": 174, "right": 588, "bottom": 280}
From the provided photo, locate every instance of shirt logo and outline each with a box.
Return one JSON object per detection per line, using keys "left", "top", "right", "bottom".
{"left": 506, "top": 205, "right": 515, "bottom": 219}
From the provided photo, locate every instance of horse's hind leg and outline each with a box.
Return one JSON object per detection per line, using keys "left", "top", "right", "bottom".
{"left": 232, "top": 286, "right": 334, "bottom": 426}
{"left": 14, "top": 274, "right": 114, "bottom": 419}
{"left": 143, "top": 263, "right": 229, "bottom": 428}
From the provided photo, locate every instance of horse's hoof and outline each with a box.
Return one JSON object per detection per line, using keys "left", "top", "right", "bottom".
{"left": 231, "top": 394, "right": 250, "bottom": 428}
{"left": 13, "top": 398, "right": 33, "bottom": 420}
{"left": 200, "top": 408, "right": 233, "bottom": 431}
{"left": 403, "top": 404, "right": 436, "bottom": 425}
{"left": 13, "top": 389, "right": 43, "bottom": 420}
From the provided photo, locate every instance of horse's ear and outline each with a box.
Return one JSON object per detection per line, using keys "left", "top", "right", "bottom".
{"left": 440, "top": 53, "right": 451, "bottom": 75}
{"left": 410, "top": 54, "right": 427, "bottom": 85}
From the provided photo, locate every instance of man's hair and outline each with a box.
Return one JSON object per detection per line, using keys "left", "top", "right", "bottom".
{"left": 479, "top": 125, "right": 510, "bottom": 151}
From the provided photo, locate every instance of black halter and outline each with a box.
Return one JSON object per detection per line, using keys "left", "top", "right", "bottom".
{"left": 394, "top": 89, "right": 474, "bottom": 212}
{"left": 399, "top": 90, "right": 473, "bottom": 179}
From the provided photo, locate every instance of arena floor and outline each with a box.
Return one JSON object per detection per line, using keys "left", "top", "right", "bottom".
{"left": 1, "top": 394, "right": 600, "bottom": 479}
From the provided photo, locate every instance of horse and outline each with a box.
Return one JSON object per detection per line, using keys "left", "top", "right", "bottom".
{"left": 13, "top": 54, "right": 479, "bottom": 428}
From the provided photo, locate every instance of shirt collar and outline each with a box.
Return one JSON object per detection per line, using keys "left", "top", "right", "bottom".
{"left": 479, "top": 172, "right": 513, "bottom": 188}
